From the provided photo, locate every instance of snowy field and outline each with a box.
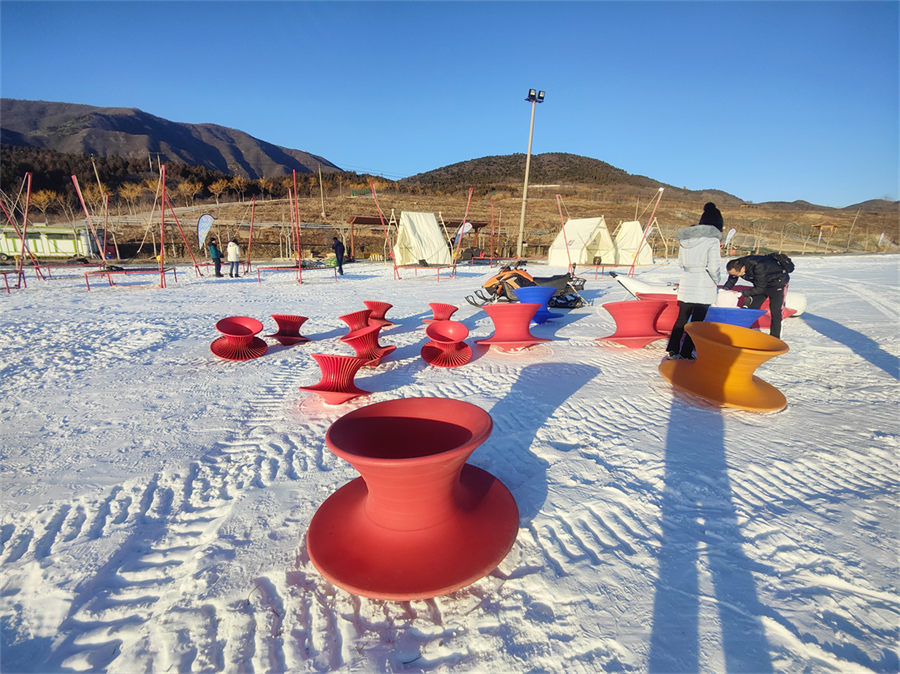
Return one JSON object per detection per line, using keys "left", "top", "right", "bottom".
{"left": 1, "top": 254, "right": 897, "bottom": 673}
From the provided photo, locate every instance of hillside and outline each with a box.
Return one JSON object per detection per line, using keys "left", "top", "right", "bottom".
{"left": 401, "top": 152, "right": 659, "bottom": 191}
{"left": 0, "top": 98, "right": 341, "bottom": 179}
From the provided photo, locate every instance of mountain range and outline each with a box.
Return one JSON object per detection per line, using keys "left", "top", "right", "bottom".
{"left": 0, "top": 98, "right": 340, "bottom": 179}
{"left": 1, "top": 98, "right": 896, "bottom": 213}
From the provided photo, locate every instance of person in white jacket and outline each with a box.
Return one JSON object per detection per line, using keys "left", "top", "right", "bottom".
{"left": 664, "top": 203, "right": 724, "bottom": 359}
{"left": 226, "top": 238, "right": 241, "bottom": 278}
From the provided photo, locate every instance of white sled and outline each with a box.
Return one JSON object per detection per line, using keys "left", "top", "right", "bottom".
{"left": 609, "top": 272, "right": 807, "bottom": 316}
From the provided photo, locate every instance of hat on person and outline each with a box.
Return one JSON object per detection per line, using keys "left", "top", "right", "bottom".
{"left": 699, "top": 202, "right": 724, "bottom": 231}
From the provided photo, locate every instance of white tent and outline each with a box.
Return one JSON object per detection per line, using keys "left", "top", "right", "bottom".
{"left": 613, "top": 220, "right": 653, "bottom": 266}
{"left": 392, "top": 212, "right": 452, "bottom": 266}
{"left": 547, "top": 216, "right": 615, "bottom": 267}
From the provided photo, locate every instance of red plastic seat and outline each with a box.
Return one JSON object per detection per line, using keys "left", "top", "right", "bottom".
{"left": 267, "top": 314, "right": 310, "bottom": 346}
{"left": 421, "top": 320, "right": 472, "bottom": 367}
{"left": 635, "top": 293, "right": 679, "bottom": 334}
{"left": 211, "top": 316, "right": 268, "bottom": 360}
{"left": 597, "top": 300, "right": 667, "bottom": 348}
{"left": 339, "top": 309, "right": 372, "bottom": 333}
{"left": 298, "top": 353, "right": 371, "bottom": 405}
{"left": 475, "top": 303, "right": 550, "bottom": 352}
{"left": 422, "top": 302, "right": 459, "bottom": 325}
{"left": 364, "top": 300, "right": 394, "bottom": 327}
{"left": 307, "top": 398, "right": 519, "bottom": 600}
{"left": 341, "top": 324, "right": 396, "bottom": 365}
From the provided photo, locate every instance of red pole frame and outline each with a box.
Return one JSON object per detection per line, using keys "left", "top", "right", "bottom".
{"left": 103, "top": 193, "right": 110, "bottom": 260}
{"left": 159, "top": 165, "right": 166, "bottom": 288}
{"left": 15, "top": 173, "right": 46, "bottom": 281}
{"left": 163, "top": 193, "right": 203, "bottom": 274}
{"left": 489, "top": 198, "right": 495, "bottom": 267}
{"left": 1, "top": 199, "right": 42, "bottom": 283}
{"left": 244, "top": 197, "right": 255, "bottom": 274}
{"left": 292, "top": 170, "right": 303, "bottom": 284}
{"left": 70, "top": 175, "right": 108, "bottom": 269}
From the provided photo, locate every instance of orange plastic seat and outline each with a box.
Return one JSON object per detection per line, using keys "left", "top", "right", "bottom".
{"left": 659, "top": 322, "right": 789, "bottom": 412}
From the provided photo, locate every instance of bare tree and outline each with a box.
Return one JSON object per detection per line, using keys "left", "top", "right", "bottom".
{"left": 231, "top": 175, "right": 249, "bottom": 201}
{"left": 30, "top": 189, "right": 58, "bottom": 222}
{"left": 208, "top": 179, "right": 230, "bottom": 205}
{"left": 174, "top": 180, "right": 202, "bottom": 207}
{"left": 258, "top": 177, "right": 276, "bottom": 199}
{"left": 118, "top": 183, "right": 143, "bottom": 215}
{"left": 82, "top": 183, "right": 107, "bottom": 214}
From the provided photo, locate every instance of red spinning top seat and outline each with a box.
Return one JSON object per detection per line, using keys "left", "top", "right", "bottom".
{"left": 597, "top": 300, "right": 667, "bottom": 348}
{"left": 750, "top": 296, "right": 798, "bottom": 329}
{"left": 267, "top": 314, "right": 311, "bottom": 345}
{"left": 298, "top": 353, "right": 371, "bottom": 405}
{"left": 307, "top": 397, "right": 519, "bottom": 600}
{"left": 339, "top": 309, "right": 372, "bottom": 333}
{"left": 635, "top": 293, "right": 679, "bottom": 335}
{"left": 475, "top": 303, "right": 550, "bottom": 352}
{"left": 341, "top": 324, "right": 396, "bottom": 365}
{"left": 210, "top": 316, "right": 268, "bottom": 360}
{"left": 421, "top": 320, "right": 472, "bottom": 367}
{"left": 422, "top": 302, "right": 459, "bottom": 325}
{"left": 364, "top": 300, "right": 394, "bottom": 327}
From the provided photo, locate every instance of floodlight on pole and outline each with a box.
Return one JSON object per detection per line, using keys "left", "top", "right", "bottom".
{"left": 516, "top": 88, "right": 544, "bottom": 259}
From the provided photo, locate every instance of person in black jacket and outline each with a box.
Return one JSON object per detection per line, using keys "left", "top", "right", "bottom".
{"left": 208, "top": 238, "right": 224, "bottom": 277}
{"left": 722, "top": 254, "right": 791, "bottom": 338}
{"left": 331, "top": 237, "right": 345, "bottom": 275}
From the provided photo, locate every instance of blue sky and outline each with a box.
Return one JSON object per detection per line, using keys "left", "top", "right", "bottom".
{"left": 1, "top": 1, "right": 897, "bottom": 208}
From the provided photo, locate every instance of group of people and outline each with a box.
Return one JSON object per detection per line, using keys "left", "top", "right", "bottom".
{"left": 206, "top": 235, "right": 347, "bottom": 278}
{"left": 207, "top": 238, "right": 242, "bottom": 278}
{"left": 665, "top": 201, "right": 793, "bottom": 360}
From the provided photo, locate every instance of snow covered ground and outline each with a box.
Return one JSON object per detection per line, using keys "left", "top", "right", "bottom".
{"left": 1, "top": 254, "right": 897, "bottom": 673}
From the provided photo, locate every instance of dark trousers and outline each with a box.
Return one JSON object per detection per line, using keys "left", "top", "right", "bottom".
{"left": 665, "top": 302, "right": 709, "bottom": 358}
{"left": 336, "top": 255, "right": 344, "bottom": 275}
{"left": 213, "top": 258, "right": 222, "bottom": 276}
{"left": 747, "top": 286, "right": 785, "bottom": 339}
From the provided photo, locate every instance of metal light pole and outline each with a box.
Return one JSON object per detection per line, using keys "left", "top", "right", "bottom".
{"left": 516, "top": 89, "right": 544, "bottom": 259}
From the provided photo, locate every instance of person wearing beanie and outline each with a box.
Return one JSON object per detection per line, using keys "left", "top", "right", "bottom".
{"left": 698, "top": 202, "right": 724, "bottom": 231}
{"left": 664, "top": 205, "right": 724, "bottom": 359}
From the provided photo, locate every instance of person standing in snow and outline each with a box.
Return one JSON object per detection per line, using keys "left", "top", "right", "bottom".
{"left": 226, "top": 237, "right": 241, "bottom": 278}
{"left": 722, "top": 254, "right": 791, "bottom": 339}
{"left": 331, "top": 236, "right": 345, "bottom": 275}
{"left": 665, "top": 202, "right": 724, "bottom": 359}
{"left": 208, "top": 237, "right": 224, "bottom": 277}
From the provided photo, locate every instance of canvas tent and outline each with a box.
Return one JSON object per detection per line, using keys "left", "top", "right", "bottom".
{"left": 547, "top": 217, "right": 616, "bottom": 267}
{"left": 392, "top": 212, "right": 452, "bottom": 266}
{"left": 613, "top": 220, "right": 653, "bottom": 266}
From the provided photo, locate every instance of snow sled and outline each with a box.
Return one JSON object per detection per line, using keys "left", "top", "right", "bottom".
{"left": 466, "top": 263, "right": 586, "bottom": 308}
{"left": 609, "top": 271, "right": 807, "bottom": 317}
